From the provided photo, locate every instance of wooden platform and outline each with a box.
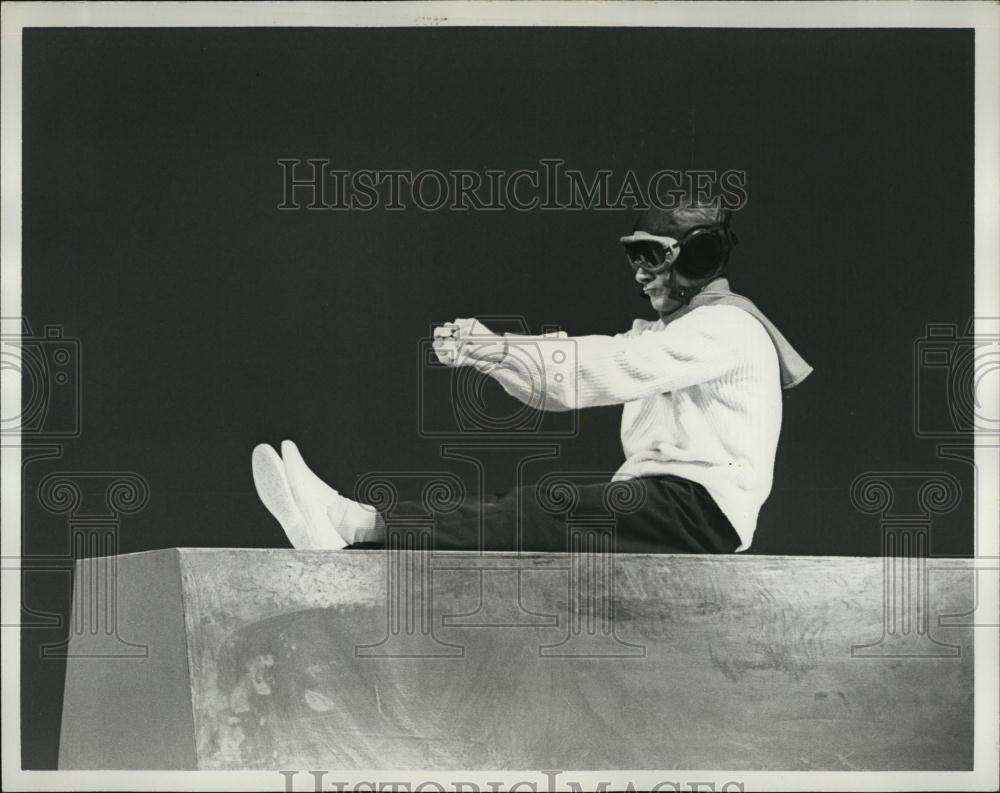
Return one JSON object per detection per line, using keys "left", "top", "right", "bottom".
{"left": 58, "top": 549, "right": 975, "bottom": 770}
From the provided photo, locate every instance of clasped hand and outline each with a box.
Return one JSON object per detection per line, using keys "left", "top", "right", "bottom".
{"left": 432, "top": 318, "right": 507, "bottom": 368}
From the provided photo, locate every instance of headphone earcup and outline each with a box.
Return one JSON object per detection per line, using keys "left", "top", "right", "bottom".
{"left": 675, "top": 231, "right": 726, "bottom": 278}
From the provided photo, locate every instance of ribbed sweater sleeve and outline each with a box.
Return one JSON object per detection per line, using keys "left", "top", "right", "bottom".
{"left": 478, "top": 308, "right": 742, "bottom": 411}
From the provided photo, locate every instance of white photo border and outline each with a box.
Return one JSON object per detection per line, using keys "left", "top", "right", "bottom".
{"left": 2, "top": 2, "right": 997, "bottom": 791}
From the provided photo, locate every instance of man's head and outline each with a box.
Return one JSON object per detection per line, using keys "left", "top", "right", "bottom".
{"left": 621, "top": 203, "right": 737, "bottom": 316}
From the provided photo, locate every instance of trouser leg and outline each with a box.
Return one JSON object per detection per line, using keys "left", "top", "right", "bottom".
{"left": 356, "top": 475, "right": 740, "bottom": 554}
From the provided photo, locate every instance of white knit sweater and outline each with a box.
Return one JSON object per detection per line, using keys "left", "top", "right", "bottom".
{"left": 478, "top": 305, "right": 783, "bottom": 551}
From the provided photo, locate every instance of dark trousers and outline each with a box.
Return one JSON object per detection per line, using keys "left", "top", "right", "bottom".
{"left": 354, "top": 475, "right": 741, "bottom": 554}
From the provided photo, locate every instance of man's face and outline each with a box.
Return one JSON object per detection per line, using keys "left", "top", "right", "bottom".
{"left": 626, "top": 240, "right": 696, "bottom": 316}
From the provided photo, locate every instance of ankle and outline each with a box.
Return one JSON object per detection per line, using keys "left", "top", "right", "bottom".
{"left": 354, "top": 511, "right": 386, "bottom": 544}
{"left": 327, "top": 498, "right": 385, "bottom": 545}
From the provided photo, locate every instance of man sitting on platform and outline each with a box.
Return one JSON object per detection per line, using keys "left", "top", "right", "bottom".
{"left": 252, "top": 203, "right": 812, "bottom": 554}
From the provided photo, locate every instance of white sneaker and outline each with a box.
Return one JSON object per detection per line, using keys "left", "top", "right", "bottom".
{"left": 281, "top": 440, "right": 382, "bottom": 546}
{"left": 251, "top": 443, "right": 330, "bottom": 549}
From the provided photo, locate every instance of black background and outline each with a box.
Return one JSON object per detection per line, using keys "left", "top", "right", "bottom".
{"left": 20, "top": 27, "right": 974, "bottom": 768}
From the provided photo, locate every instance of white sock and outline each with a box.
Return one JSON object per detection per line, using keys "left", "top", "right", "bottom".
{"left": 281, "top": 440, "right": 384, "bottom": 546}
{"left": 251, "top": 443, "right": 325, "bottom": 550}
{"left": 326, "top": 495, "right": 385, "bottom": 545}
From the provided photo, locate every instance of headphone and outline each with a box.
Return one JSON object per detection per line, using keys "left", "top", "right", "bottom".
{"left": 665, "top": 216, "right": 739, "bottom": 304}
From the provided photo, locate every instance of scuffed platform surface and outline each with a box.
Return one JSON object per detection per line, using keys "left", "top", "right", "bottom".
{"left": 59, "top": 549, "right": 974, "bottom": 770}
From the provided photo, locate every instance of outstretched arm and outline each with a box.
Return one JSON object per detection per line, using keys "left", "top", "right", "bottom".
{"left": 435, "top": 312, "right": 744, "bottom": 411}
